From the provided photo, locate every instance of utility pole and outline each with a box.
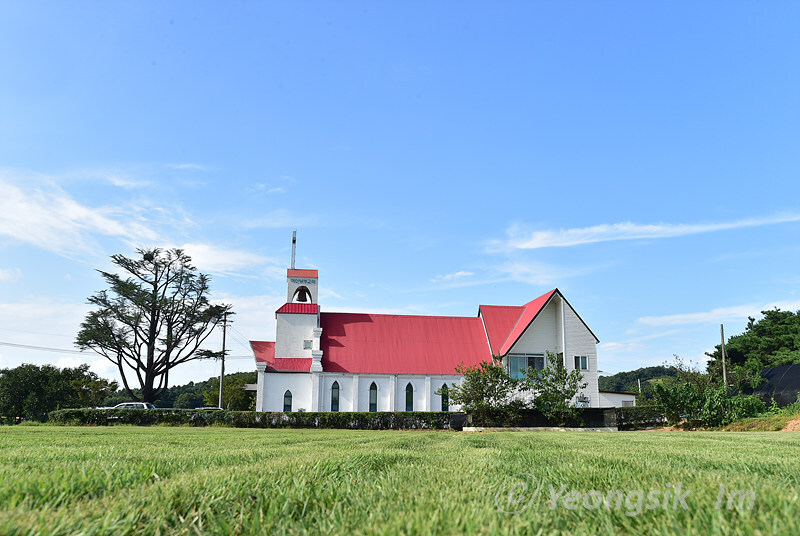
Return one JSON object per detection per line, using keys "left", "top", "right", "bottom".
{"left": 721, "top": 324, "right": 728, "bottom": 388}
{"left": 218, "top": 311, "right": 229, "bottom": 409}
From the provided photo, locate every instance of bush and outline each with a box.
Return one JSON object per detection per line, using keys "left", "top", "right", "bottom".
{"left": 702, "top": 387, "right": 765, "bottom": 427}
{"left": 48, "top": 409, "right": 455, "bottom": 430}
{"left": 615, "top": 405, "right": 666, "bottom": 430}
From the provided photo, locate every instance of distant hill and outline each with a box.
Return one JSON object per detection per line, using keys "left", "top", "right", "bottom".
{"left": 598, "top": 366, "right": 677, "bottom": 394}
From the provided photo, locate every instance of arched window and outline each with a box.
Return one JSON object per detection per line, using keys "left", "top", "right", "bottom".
{"left": 283, "top": 390, "right": 292, "bottom": 413}
{"left": 331, "top": 381, "right": 340, "bottom": 412}
{"left": 441, "top": 383, "right": 449, "bottom": 412}
{"left": 369, "top": 382, "right": 378, "bottom": 412}
{"left": 405, "top": 383, "right": 414, "bottom": 411}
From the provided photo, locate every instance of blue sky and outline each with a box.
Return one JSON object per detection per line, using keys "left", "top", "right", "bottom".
{"left": 1, "top": 2, "right": 799, "bottom": 386}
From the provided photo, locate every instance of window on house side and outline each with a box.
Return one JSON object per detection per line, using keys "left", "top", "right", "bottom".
{"left": 303, "top": 340, "right": 312, "bottom": 350}
{"left": 331, "top": 381, "right": 339, "bottom": 412}
{"left": 508, "top": 354, "right": 545, "bottom": 379}
{"left": 574, "top": 356, "right": 588, "bottom": 370}
{"left": 283, "top": 390, "right": 292, "bottom": 413}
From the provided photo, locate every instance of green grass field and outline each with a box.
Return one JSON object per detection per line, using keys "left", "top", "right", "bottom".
{"left": 1, "top": 427, "right": 798, "bottom": 535}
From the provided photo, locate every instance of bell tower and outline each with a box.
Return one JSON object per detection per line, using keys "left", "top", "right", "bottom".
{"left": 286, "top": 231, "right": 318, "bottom": 303}
{"left": 274, "top": 231, "right": 323, "bottom": 372}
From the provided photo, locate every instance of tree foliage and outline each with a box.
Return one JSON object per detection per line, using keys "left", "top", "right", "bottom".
{"left": 76, "top": 248, "right": 231, "bottom": 403}
{"left": 0, "top": 364, "right": 116, "bottom": 422}
{"left": 526, "top": 351, "right": 587, "bottom": 426}
{"left": 203, "top": 372, "right": 257, "bottom": 410}
{"left": 444, "top": 354, "right": 587, "bottom": 427}
{"left": 650, "top": 356, "right": 764, "bottom": 426}
{"left": 706, "top": 308, "right": 800, "bottom": 374}
{"left": 443, "top": 360, "right": 527, "bottom": 426}
{"left": 598, "top": 366, "right": 677, "bottom": 394}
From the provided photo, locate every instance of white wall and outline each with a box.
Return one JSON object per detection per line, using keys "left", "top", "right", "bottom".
{"left": 261, "top": 373, "right": 313, "bottom": 412}
{"left": 259, "top": 372, "right": 461, "bottom": 412}
{"left": 274, "top": 313, "right": 317, "bottom": 359}
{"left": 563, "top": 301, "right": 600, "bottom": 407}
{"left": 511, "top": 300, "right": 559, "bottom": 356}
{"left": 598, "top": 391, "right": 636, "bottom": 408}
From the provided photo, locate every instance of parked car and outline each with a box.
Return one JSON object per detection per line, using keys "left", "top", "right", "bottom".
{"left": 194, "top": 406, "right": 223, "bottom": 411}
{"left": 112, "top": 402, "right": 156, "bottom": 409}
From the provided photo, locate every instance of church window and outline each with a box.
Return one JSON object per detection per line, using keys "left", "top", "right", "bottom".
{"left": 283, "top": 390, "right": 292, "bottom": 412}
{"left": 369, "top": 382, "right": 377, "bottom": 412}
{"left": 331, "top": 381, "right": 340, "bottom": 412}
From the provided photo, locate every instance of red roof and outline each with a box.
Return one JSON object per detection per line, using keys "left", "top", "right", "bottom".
{"left": 250, "top": 341, "right": 311, "bottom": 372}
{"left": 276, "top": 303, "right": 320, "bottom": 315}
{"left": 251, "top": 289, "right": 597, "bottom": 374}
{"left": 320, "top": 313, "right": 491, "bottom": 374}
{"left": 498, "top": 290, "right": 557, "bottom": 356}
{"left": 480, "top": 305, "right": 524, "bottom": 356}
{"left": 287, "top": 269, "right": 318, "bottom": 278}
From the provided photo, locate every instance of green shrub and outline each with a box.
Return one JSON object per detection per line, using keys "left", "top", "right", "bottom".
{"left": 615, "top": 405, "right": 666, "bottom": 430}
{"left": 48, "top": 409, "right": 455, "bottom": 430}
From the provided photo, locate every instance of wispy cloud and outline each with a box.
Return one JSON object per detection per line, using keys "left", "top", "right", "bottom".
{"left": 0, "top": 268, "right": 21, "bottom": 283}
{"left": 638, "top": 299, "right": 800, "bottom": 326}
{"left": 167, "top": 163, "right": 207, "bottom": 171}
{"left": 0, "top": 177, "right": 158, "bottom": 256}
{"left": 430, "top": 270, "right": 474, "bottom": 283}
{"left": 501, "top": 214, "right": 800, "bottom": 250}
{"left": 176, "top": 243, "right": 280, "bottom": 277}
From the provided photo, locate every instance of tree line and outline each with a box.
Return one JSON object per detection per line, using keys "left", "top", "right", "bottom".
{"left": 0, "top": 365, "right": 256, "bottom": 422}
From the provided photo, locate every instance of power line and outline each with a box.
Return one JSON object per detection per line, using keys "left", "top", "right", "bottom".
{"left": 0, "top": 341, "right": 88, "bottom": 355}
{"left": 0, "top": 340, "right": 253, "bottom": 359}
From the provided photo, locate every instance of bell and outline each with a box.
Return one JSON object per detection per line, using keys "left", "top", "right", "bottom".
{"left": 296, "top": 288, "right": 309, "bottom": 302}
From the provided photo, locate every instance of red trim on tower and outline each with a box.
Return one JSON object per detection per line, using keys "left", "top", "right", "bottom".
{"left": 287, "top": 269, "right": 318, "bottom": 278}
{"left": 276, "top": 303, "right": 320, "bottom": 315}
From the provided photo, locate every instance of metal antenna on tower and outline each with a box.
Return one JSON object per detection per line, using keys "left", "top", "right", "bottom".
{"left": 291, "top": 230, "right": 297, "bottom": 269}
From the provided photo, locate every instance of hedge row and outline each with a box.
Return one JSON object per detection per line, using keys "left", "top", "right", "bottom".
{"left": 48, "top": 408, "right": 455, "bottom": 430}
{"left": 615, "top": 405, "right": 666, "bottom": 430}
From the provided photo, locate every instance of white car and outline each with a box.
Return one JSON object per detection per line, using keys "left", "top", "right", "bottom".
{"left": 112, "top": 402, "right": 156, "bottom": 409}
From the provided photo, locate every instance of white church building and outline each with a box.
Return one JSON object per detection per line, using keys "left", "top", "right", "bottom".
{"left": 250, "top": 255, "right": 631, "bottom": 413}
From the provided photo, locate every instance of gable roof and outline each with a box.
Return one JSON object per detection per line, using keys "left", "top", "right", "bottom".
{"left": 480, "top": 289, "right": 599, "bottom": 357}
{"left": 479, "top": 305, "right": 524, "bottom": 356}
{"left": 319, "top": 312, "right": 491, "bottom": 374}
{"left": 498, "top": 290, "right": 558, "bottom": 356}
{"left": 250, "top": 341, "right": 311, "bottom": 372}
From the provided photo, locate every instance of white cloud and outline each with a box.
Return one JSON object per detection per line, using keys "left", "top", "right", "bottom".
{"left": 502, "top": 213, "right": 800, "bottom": 250}
{"left": 430, "top": 271, "right": 474, "bottom": 283}
{"left": 177, "top": 243, "right": 279, "bottom": 276}
{"left": 0, "top": 176, "right": 159, "bottom": 256}
{"left": 638, "top": 299, "right": 800, "bottom": 327}
{"left": 0, "top": 268, "right": 21, "bottom": 283}
{"left": 167, "top": 163, "right": 207, "bottom": 171}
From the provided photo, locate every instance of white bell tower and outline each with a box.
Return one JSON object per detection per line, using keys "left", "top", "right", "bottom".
{"left": 274, "top": 231, "right": 323, "bottom": 372}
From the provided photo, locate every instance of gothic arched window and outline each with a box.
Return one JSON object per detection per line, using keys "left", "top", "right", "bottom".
{"left": 331, "top": 381, "right": 340, "bottom": 412}
{"left": 369, "top": 382, "right": 378, "bottom": 412}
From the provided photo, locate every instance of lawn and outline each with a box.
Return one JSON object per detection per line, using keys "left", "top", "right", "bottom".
{"left": 0, "top": 427, "right": 798, "bottom": 535}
